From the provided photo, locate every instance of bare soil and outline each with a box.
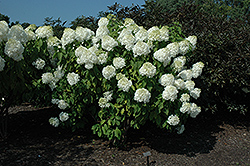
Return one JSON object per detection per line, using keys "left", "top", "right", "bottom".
{"left": 0, "top": 104, "right": 250, "bottom": 166}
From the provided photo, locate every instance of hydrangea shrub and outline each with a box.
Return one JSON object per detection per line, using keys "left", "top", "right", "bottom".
{"left": 38, "top": 16, "right": 204, "bottom": 144}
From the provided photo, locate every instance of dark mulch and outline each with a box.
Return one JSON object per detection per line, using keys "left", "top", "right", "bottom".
{"left": 0, "top": 104, "right": 250, "bottom": 166}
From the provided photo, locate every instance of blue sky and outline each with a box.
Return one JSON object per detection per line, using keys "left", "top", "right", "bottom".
{"left": 0, "top": 0, "right": 146, "bottom": 26}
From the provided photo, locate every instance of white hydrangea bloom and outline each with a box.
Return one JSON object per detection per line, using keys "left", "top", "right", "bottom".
{"left": 167, "top": 115, "right": 180, "bottom": 126}
{"left": 126, "top": 23, "right": 140, "bottom": 33}
{"left": 35, "top": 26, "right": 53, "bottom": 39}
{"left": 163, "top": 57, "right": 172, "bottom": 67}
{"left": 135, "top": 27, "right": 148, "bottom": 42}
{"left": 0, "top": 56, "right": 5, "bottom": 71}
{"left": 180, "top": 102, "right": 191, "bottom": 114}
{"left": 139, "top": 62, "right": 156, "bottom": 78}
{"left": 192, "top": 62, "right": 204, "bottom": 78}
{"left": 177, "top": 125, "right": 185, "bottom": 134}
{"left": 117, "top": 77, "right": 132, "bottom": 92}
{"left": 166, "top": 42, "right": 179, "bottom": 58}
{"left": 116, "top": 73, "right": 125, "bottom": 80}
{"left": 96, "top": 26, "right": 109, "bottom": 40}
{"left": 159, "top": 74, "right": 175, "bottom": 87}
{"left": 178, "top": 69, "right": 193, "bottom": 81}
{"left": 49, "top": 117, "right": 59, "bottom": 127}
{"left": 98, "top": 97, "right": 110, "bottom": 108}
{"left": 0, "top": 21, "right": 9, "bottom": 43}
{"left": 98, "top": 17, "right": 109, "bottom": 26}
{"left": 75, "top": 45, "right": 98, "bottom": 69}
{"left": 25, "top": 30, "right": 36, "bottom": 41}
{"left": 179, "top": 40, "right": 191, "bottom": 55}
{"left": 7, "top": 24, "right": 28, "bottom": 44}
{"left": 162, "top": 85, "right": 178, "bottom": 102}
{"left": 189, "top": 103, "right": 201, "bottom": 118}
{"left": 58, "top": 100, "right": 69, "bottom": 110}
{"left": 190, "top": 88, "right": 201, "bottom": 99}
{"left": 42, "top": 72, "right": 54, "bottom": 84}
{"left": 174, "top": 79, "right": 185, "bottom": 90}
{"left": 53, "top": 65, "right": 65, "bottom": 82}
{"left": 67, "top": 72, "right": 80, "bottom": 86}
{"left": 132, "top": 41, "right": 151, "bottom": 57}
{"left": 59, "top": 112, "right": 69, "bottom": 122}
{"left": 124, "top": 18, "right": 135, "bottom": 27}
{"left": 61, "top": 28, "right": 76, "bottom": 47}
{"left": 113, "top": 57, "right": 126, "bottom": 69}
{"left": 101, "top": 35, "right": 118, "bottom": 51}
{"left": 185, "top": 80, "right": 195, "bottom": 91}
{"left": 4, "top": 38, "right": 24, "bottom": 61}
{"left": 153, "top": 47, "right": 170, "bottom": 63}
{"left": 159, "top": 26, "right": 169, "bottom": 42}
{"left": 147, "top": 26, "right": 161, "bottom": 41}
{"left": 171, "top": 56, "right": 186, "bottom": 72}
{"left": 25, "top": 24, "right": 37, "bottom": 31}
{"left": 120, "top": 34, "right": 135, "bottom": 51}
{"left": 47, "top": 36, "right": 61, "bottom": 56}
{"left": 32, "top": 58, "right": 46, "bottom": 70}
{"left": 103, "top": 91, "right": 113, "bottom": 101}
{"left": 51, "top": 98, "right": 59, "bottom": 105}
{"left": 97, "top": 52, "right": 108, "bottom": 65}
{"left": 76, "top": 26, "right": 95, "bottom": 42}
{"left": 180, "top": 93, "right": 190, "bottom": 103}
{"left": 102, "top": 65, "right": 116, "bottom": 80}
{"left": 117, "top": 28, "right": 132, "bottom": 41}
{"left": 186, "top": 35, "right": 197, "bottom": 50}
{"left": 134, "top": 88, "right": 151, "bottom": 103}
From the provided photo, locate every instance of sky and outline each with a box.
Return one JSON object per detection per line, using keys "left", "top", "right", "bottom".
{"left": 0, "top": 0, "right": 146, "bottom": 26}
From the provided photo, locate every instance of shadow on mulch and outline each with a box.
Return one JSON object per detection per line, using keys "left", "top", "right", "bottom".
{"left": 0, "top": 105, "right": 249, "bottom": 165}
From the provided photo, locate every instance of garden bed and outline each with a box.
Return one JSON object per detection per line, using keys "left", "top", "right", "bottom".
{"left": 0, "top": 105, "right": 250, "bottom": 165}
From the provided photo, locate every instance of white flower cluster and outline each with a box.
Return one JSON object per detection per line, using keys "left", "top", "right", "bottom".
{"left": 67, "top": 72, "right": 80, "bottom": 86}
{"left": 61, "top": 28, "right": 76, "bottom": 47}
{"left": 49, "top": 111, "right": 69, "bottom": 127}
{"left": 167, "top": 115, "right": 180, "bottom": 126}
{"left": 159, "top": 74, "right": 175, "bottom": 87}
{"left": 132, "top": 41, "right": 151, "bottom": 57}
{"left": 102, "top": 65, "right": 116, "bottom": 80}
{"left": 0, "top": 21, "right": 9, "bottom": 43}
{"left": 51, "top": 99, "right": 69, "bottom": 110}
{"left": 179, "top": 102, "right": 201, "bottom": 118}
{"left": 41, "top": 66, "right": 65, "bottom": 90}
{"left": 0, "top": 56, "right": 5, "bottom": 71}
{"left": 98, "top": 91, "right": 113, "bottom": 108}
{"left": 32, "top": 58, "right": 46, "bottom": 70}
{"left": 7, "top": 24, "right": 28, "bottom": 44}
{"left": 139, "top": 62, "right": 156, "bottom": 78}
{"left": 76, "top": 27, "right": 95, "bottom": 42}
{"left": 113, "top": 57, "right": 126, "bottom": 69}
{"left": 35, "top": 26, "right": 53, "bottom": 39}
{"left": 101, "top": 35, "right": 118, "bottom": 51}
{"left": 75, "top": 45, "right": 98, "bottom": 69}
{"left": 47, "top": 36, "right": 61, "bottom": 56}
{"left": 162, "top": 85, "right": 178, "bottom": 102}
{"left": 134, "top": 88, "right": 151, "bottom": 103}
{"left": 117, "top": 77, "right": 132, "bottom": 92}
{"left": 4, "top": 38, "right": 24, "bottom": 61}
{"left": 59, "top": 112, "right": 69, "bottom": 122}
{"left": 49, "top": 117, "right": 59, "bottom": 127}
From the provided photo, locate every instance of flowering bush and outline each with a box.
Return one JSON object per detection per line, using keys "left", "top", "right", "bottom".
{"left": 35, "top": 16, "right": 204, "bottom": 144}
